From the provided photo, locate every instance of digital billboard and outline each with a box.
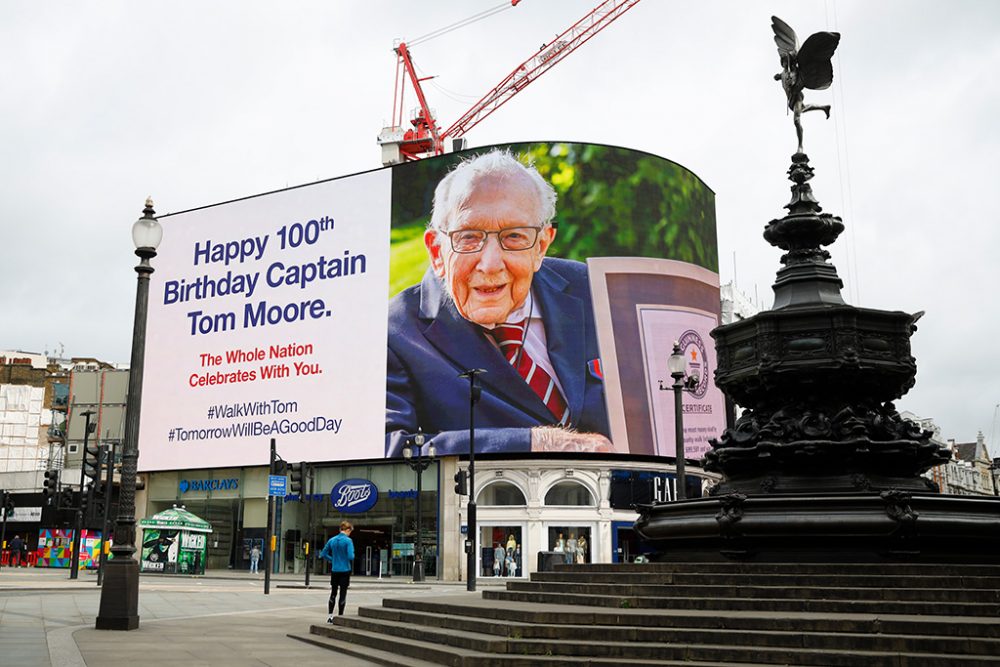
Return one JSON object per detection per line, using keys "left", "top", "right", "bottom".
{"left": 137, "top": 142, "right": 722, "bottom": 471}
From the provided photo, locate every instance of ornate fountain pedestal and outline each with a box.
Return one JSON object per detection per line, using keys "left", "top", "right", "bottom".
{"left": 636, "top": 153, "right": 1000, "bottom": 563}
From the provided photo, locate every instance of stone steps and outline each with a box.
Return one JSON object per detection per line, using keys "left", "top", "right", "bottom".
{"left": 505, "top": 579, "right": 1000, "bottom": 603}
{"left": 564, "top": 562, "right": 1000, "bottom": 576}
{"left": 379, "top": 596, "right": 1000, "bottom": 638}
{"left": 290, "top": 562, "right": 1000, "bottom": 665}
{"left": 487, "top": 588, "right": 1000, "bottom": 616}
{"left": 288, "top": 630, "right": 444, "bottom": 667}
{"left": 295, "top": 623, "right": 778, "bottom": 666}
{"left": 305, "top": 617, "right": 998, "bottom": 666}
{"left": 532, "top": 571, "right": 1000, "bottom": 589}
{"left": 356, "top": 604, "right": 1000, "bottom": 656}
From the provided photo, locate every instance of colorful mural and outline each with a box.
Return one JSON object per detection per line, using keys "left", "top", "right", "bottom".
{"left": 36, "top": 528, "right": 102, "bottom": 569}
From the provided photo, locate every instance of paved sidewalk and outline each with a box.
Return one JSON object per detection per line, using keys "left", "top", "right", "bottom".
{"left": 0, "top": 567, "right": 502, "bottom": 666}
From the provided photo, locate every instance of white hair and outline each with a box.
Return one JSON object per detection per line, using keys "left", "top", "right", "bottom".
{"left": 428, "top": 149, "right": 557, "bottom": 232}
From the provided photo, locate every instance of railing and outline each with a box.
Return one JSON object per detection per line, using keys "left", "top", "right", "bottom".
{"left": 0, "top": 550, "right": 39, "bottom": 567}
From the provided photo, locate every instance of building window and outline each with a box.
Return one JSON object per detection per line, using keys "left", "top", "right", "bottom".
{"left": 544, "top": 481, "right": 594, "bottom": 506}
{"left": 482, "top": 527, "right": 522, "bottom": 577}
{"left": 547, "top": 526, "right": 591, "bottom": 564}
{"left": 478, "top": 482, "right": 526, "bottom": 506}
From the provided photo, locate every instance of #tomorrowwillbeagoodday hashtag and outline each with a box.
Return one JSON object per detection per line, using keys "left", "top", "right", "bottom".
{"left": 167, "top": 416, "right": 343, "bottom": 442}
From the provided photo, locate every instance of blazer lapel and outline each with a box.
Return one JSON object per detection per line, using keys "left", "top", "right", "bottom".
{"left": 533, "top": 265, "right": 587, "bottom": 425}
{"left": 418, "top": 269, "right": 555, "bottom": 423}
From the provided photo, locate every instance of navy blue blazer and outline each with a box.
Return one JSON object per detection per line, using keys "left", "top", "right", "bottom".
{"left": 386, "top": 257, "right": 610, "bottom": 457}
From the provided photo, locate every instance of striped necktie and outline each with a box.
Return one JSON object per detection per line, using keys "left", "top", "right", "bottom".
{"left": 488, "top": 320, "right": 568, "bottom": 424}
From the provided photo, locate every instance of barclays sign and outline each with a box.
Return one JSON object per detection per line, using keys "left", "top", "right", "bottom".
{"left": 330, "top": 478, "right": 378, "bottom": 513}
{"left": 179, "top": 478, "right": 239, "bottom": 493}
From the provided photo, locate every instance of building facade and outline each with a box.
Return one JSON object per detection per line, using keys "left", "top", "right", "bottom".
{"left": 137, "top": 454, "right": 713, "bottom": 580}
{"left": 905, "top": 411, "right": 996, "bottom": 496}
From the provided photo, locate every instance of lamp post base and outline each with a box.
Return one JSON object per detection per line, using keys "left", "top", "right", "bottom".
{"left": 412, "top": 558, "right": 425, "bottom": 582}
{"left": 95, "top": 559, "right": 140, "bottom": 630}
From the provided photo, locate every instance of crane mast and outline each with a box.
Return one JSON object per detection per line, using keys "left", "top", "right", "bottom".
{"left": 378, "top": 0, "right": 642, "bottom": 165}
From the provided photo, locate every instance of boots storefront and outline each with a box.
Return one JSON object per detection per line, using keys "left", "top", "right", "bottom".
{"left": 142, "top": 460, "right": 440, "bottom": 577}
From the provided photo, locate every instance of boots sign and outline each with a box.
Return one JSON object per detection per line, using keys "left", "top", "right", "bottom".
{"left": 330, "top": 479, "right": 378, "bottom": 513}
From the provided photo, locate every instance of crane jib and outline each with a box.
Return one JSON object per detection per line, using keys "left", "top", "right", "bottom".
{"left": 378, "top": 0, "right": 643, "bottom": 165}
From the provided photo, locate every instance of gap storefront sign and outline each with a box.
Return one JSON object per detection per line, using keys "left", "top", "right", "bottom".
{"left": 330, "top": 478, "right": 378, "bottom": 513}
{"left": 179, "top": 478, "right": 239, "bottom": 494}
{"left": 608, "top": 470, "right": 702, "bottom": 508}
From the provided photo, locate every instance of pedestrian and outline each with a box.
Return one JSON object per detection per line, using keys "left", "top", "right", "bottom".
{"left": 249, "top": 543, "right": 261, "bottom": 574}
{"left": 319, "top": 521, "right": 354, "bottom": 622}
{"left": 9, "top": 535, "right": 23, "bottom": 567}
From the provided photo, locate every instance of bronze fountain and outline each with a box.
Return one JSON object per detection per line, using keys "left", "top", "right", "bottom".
{"left": 636, "top": 17, "right": 1000, "bottom": 562}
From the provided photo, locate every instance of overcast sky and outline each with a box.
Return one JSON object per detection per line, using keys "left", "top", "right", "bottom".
{"left": 2, "top": 1, "right": 997, "bottom": 448}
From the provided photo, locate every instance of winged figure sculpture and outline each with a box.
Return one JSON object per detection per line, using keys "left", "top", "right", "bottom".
{"left": 772, "top": 16, "right": 841, "bottom": 154}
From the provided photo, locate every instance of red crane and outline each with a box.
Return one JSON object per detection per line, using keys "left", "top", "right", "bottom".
{"left": 378, "top": 0, "right": 643, "bottom": 165}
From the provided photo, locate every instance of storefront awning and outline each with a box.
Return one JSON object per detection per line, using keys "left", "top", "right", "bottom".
{"left": 139, "top": 505, "right": 213, "bottom": 533}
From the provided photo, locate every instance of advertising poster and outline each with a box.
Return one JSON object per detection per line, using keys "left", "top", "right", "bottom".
{"left": 178, "top": 532, "right": 207, "bottom": 575}
{"left": 140, "top": 528, "right": 179, "bottom": 573}
{"left": 140, "top": 172, "right": 391, "bottom": 470}
{"left": 138, "top": 142, "right": 720, "bottom": 470}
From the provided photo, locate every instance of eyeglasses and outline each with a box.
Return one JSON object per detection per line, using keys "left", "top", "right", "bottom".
{"left": 444, "top": 227, "right": 542, "bottom": 253}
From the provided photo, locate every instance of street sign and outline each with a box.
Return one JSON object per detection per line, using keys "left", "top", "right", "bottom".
{"left": 268, "top": 475, "right": 287, "bottom": 497}
{"left": 2, "top": 507, "right": 42, "bottom": 522}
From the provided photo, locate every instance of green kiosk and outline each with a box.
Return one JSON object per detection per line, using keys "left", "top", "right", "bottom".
{"left": 139, "top": 505, "right": 212, "bottom": 575}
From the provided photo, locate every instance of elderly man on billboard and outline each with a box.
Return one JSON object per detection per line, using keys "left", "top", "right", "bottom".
{"left": 386, "top": 149, "right": 611, "bottom": 457}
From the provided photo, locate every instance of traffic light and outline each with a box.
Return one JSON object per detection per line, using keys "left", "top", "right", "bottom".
{"left": 454, "top": 469, "right": 468, "bottom": 496}
{"left": 80, "top": 485, "right": 90, "bottom": 518}
{"left": 60, "top": 486, "right": 75, "bottom": 510}
{"left": 83, "top": 440, "right": 101, "bottom": 482}
{"left": 289, "top": 462, "right": 305, "bottom": 499}
{"left": 43, "top": 469, "right": 60, "bottom": 502}
{"left": 3, "top": 491, "right": 15, "bottom": 517}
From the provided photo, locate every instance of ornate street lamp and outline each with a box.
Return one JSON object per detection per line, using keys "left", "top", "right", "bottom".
{"left": 659, "top": 342, "right": 699, "bottom": 501}
{"left": 402, "top": 428, "right": 435, "bottom": 582}
{"left": 96, "top": 198, "right": 161, "bottom": 631}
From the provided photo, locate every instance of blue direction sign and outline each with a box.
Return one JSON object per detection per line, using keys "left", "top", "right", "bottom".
{"left": 268, "top": 475, "right": 287, "bottom": 497}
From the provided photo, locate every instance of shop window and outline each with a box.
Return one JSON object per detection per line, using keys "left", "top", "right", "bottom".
{"left": 544, "top": 481, "right": 594, "bottom": 506}
{"left": 547, "top": 526, "right": 591, "bottom": 564}
{"left": 482, "top": 526, "right": 522, "bottom": 577}
{"left": 477, "top": 481, "right": 526, "bottom": 506}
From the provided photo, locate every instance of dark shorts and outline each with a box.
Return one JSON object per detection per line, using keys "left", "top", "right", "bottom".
{"left": 331, "top": 570, "right": 351, "bottom": 588}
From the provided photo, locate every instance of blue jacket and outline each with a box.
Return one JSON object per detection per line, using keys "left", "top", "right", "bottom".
{"left": 319, "top": 533, "right": 354, "bottom": 573}
{"left": 386, "top": 258, "right": 610, "bottom": 457}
